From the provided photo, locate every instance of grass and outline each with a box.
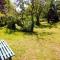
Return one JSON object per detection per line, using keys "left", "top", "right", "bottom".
{"left": 0, "top": 22, "right": 60, "bottom": 60}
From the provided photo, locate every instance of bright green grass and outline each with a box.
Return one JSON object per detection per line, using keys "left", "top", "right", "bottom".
{"left": 0, "top": 22, "right": 60, "bottom": 60}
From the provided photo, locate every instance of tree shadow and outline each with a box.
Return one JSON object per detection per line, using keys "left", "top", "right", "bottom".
{"left": 39, "top": 31, "right": 53, "bottom": 36}
{"left": 23, "top": 30, "right": 53, "bottom": 36}
{"left": 5, "top": 28, "right": 16, "bottom": 34}
{"left": 22, "top": 30, "right": 54, "bottom": 42}
{"left": 23, "top": 31, "right": 38, "bottom": 35}
{"left": 37, "top": 22, "right": 58, "bottom": 29}
{"left": 40, "top": 24, "right": 52, "bottom": 28}
{"left": 39, "top": 24, "right": 52, "bottom": 29}
{"left": 4, "top": 23, "right": 56, "bottom": 35}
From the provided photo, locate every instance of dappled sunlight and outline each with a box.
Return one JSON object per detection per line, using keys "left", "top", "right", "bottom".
{"left": 0, "top": 0, "right": 60, "bottom": 60}
{"left": 0, "top": 22, "right": 60, "bottom": 60}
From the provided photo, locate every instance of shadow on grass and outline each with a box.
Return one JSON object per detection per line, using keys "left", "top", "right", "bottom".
{"left": 23, "top": 31, "right": 38, "bottom": 35}
{"left": 3, "top": 27, "right": 54, "bottom": 42}
{"left": 23, "top": 31, "right": 53, "bottom": 36}
{"left": 35, "top": 23, "right": 58, "bottom": 29}
{"left": 4, "top": 27, "right": 54, "bottom": 36}
{"left": 22, "top": 31, "right": 54, "bottom": 42}
{"left": 39, "top": 24, "right": 52, "bottom": 29}
{"left": 38, "top": 31, "right": 53, "bottom": 36}
{"left": 4, "top": 23, "right": 56, "bottom": 35}
{"left": 5, "top": 28, "right": 16, "bottom": 34}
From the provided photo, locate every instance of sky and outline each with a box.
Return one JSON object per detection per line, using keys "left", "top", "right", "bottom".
{"left": 10, "top": 0, "right": 15, "bottom": 3}
{"left": 10, "top": 0, "right": 21, "bottom": 12}
{"left": 10, "top": 0, "right": 46, "bottom": 13}
{"left": 10, "top": 0, "right": 29, "bottom": 13}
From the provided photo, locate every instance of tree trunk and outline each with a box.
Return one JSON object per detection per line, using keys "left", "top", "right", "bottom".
{"left": 30, "top": 0, "right": 34, "bottom": 32}
{"left": 30, "top": 13, "right": 34, "bottom": 32}
{"left": 36, "top": 14, "right": 40, "bottom": 26}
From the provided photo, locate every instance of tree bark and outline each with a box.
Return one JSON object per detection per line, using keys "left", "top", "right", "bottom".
{"left": 30, "top": 0, "right": 34, "bottom": 32}
{"left": 36, "top": 14, "right": 40, "bottom": 26}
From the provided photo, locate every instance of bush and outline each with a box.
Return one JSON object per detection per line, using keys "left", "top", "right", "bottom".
{"left": 6, "top": 16, "right": 16, "bottom": 30}
{"left": 16, "top": 16, "right": 34, "bottom": 32}
{"left": 47, "top": 5, "right": 59, "bottom": 24}
{"left": 0, "top": 16, "right": 7, "bottom": 27}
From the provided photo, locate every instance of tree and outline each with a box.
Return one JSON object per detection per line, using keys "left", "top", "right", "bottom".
{"left": 34, "top": 0, "right": 43, "bottom": 26}
{"left": 47, "top": 0, "right": 59, "bottom": 23}
{"left": 15, "top": 0, "right": 35, "bottom": 32}
{"left": 0, "top": 0, "right": 6, "bottom": 14}
{"left": 0, "top": 0, "right": 7, "bottom": 27}
{"left": 42, "top": 0, "right": 52, "bottom": 18}
{"left": 30, "top": 0, "right": 34, "bottom": 32}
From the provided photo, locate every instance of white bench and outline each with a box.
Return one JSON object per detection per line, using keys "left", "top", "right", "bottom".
{"left": 0, "top": 40, "right": 15, "bottom": 60}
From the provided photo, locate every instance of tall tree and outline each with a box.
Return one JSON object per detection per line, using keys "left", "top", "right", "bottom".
{"left": 47, "top": 0, "right": 59, "bottom": 23}
{"left": 15, "top": 0, "right": 35, "bottom": 32}
{"left": 0, "top": 0, "right": 12, "bottom": 15}
{"left": 30, "top": 0, "right": 34, "bottom": 32}
{"left": 0, "top": 0, "right": 6, "bottom": 14}
{"left": 34, "top": 0, "right": 42, "bottom": 26}
{"left": 34, "top": 0, "right": 46, "bottom": 26}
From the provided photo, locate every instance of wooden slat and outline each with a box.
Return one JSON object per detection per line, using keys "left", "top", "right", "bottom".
{"left": 0, "top": 42, "right": 7, "bottom": 59}
{"left": 2, "top": 41, "right": 13, "bottom": 57}
{"left": 3, "top": 41, "right": 15, "bottom": 56}
{"left": 1, "top": 42, "right": 10, "bottom": 58}
{"left": 0, "top": 40, "right": 15, "bottom": 60}
{"left": 0, "top": 47, "right": 4, "bottom": 60}
{"left": 0, "top": 56, "right": 2, "bottom": 60}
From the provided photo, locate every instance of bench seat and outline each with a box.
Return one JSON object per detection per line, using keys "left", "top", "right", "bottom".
{"left": 0, "top": 40, "right": 15, "bottom": 60}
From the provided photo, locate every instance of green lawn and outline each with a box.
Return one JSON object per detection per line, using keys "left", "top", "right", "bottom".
{"left": 0, "top": 22, "right": 60, "bottom": 60}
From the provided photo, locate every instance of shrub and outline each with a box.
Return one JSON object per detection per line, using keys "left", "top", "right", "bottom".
{"left": 16, "top": 16, "right": 34, "bottom": 32}
{"left": 0, "top": 16, "right": 7, "bottom": 27}
{"left": 6, "top": 16, "right": 16, "bottom": 30}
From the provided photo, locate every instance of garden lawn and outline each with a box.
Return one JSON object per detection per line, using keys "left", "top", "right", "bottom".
{"left": 0, "top": 22, "right": 60, "bottom": 60}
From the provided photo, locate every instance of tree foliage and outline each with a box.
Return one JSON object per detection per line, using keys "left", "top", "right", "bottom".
{"left": 0, "top": 0, "right": 60, "bottom": 32}
{"left": 0, "top": 0, "right": 6, "bottom": 14}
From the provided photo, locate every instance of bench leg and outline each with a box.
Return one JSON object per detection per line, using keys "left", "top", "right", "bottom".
{"left": 5, "top": 57, "right": 12, "bottom": 60}
{"left": 9, "top": 57, "right": 12, "bottom": 60}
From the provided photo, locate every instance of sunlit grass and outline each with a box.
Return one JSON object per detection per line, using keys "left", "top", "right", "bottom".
{"left": 0, "top": 22, "right": 60, "bottom": 60}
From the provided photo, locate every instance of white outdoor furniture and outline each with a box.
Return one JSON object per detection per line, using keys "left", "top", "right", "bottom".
{"left": 0, "top": 40, "right": 15, "bottom": 60}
